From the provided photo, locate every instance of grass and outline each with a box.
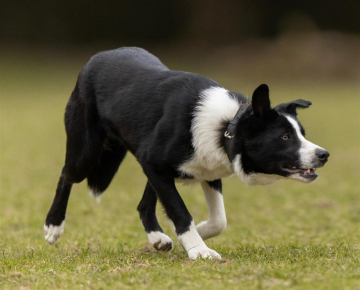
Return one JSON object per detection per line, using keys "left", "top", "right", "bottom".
{"left": 1, "top": 48, "right": 360, "bottom": 289}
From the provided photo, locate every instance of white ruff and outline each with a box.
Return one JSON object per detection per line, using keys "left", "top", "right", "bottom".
{"left": 179, "top": 87, "right": 239, "bottom": 181}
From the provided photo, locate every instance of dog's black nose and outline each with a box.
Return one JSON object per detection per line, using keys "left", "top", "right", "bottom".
{"left": 315, "top": 149, "right": 330, "bottom": 163}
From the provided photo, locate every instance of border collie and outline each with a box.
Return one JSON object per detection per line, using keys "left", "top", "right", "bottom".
{"left": 44, "top": 47, "right": 329, "bottom": 259}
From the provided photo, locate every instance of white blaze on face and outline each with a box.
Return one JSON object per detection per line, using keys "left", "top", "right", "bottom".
{"left": 285, "top": 116, "right": 323, "bottom": 168}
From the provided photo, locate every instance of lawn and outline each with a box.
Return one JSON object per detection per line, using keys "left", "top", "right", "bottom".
{"left": 1, "top": 48, "right": 359, "bottom": 289}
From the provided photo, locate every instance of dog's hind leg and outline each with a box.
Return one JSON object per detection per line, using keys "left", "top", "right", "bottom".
{"left": 196, "top": 180, "right": 227, "bottom": 240}
{"left": 44, "top": 167, "right": 72, "bottom": 244}
{"left": 137, "top": 181, "right": 173, "bottom": 252}
{"left": 45, "top": 80, "right": 105, "bottom": 244}
{"left": 87, "top": 139, "right": 127, "bottom": 202}
{"left": 44, "top": 133, "right": 104, "bottom": 244}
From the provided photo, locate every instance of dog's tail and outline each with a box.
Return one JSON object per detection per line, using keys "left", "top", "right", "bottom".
{"left": 87, "top": 139, "right": 127, "bottom": 203}
{"left": 64, "top": 74, "right": 128, "bottom": 203}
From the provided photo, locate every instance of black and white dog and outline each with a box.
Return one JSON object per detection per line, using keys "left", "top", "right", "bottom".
{"left": 44, "top": 47, "right": 329, "bottom": 259}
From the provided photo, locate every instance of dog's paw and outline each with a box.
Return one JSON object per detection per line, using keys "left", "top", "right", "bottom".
{"left": 147, "top": 231, "right": 173, "bottom": 252}
{"left": 187, "top": 245, "right": 221, "bottom": 260}
{"left": 44, "top": 221, "right": 65, "bottom": 244}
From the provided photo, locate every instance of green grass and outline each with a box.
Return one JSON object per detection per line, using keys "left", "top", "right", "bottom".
{"left": 1, "top": 50, "right": 360, "bottom": 289}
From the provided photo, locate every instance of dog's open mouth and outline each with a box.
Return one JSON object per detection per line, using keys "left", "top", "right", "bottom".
{"left": 283, "top": 166, "right": 318, "bottom": 180}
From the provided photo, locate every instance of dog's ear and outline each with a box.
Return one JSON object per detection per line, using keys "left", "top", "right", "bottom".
{"left": 252, "top": 84, "right": 271, "bottom": 118}
{"left": 275, "top": 100, "right": 312, "bottom": 116}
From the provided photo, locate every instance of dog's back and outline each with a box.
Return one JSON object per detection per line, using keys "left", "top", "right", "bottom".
{"left": 76, "top": 47, "right": 220, "bottom": 158}
{"left": 86, "top": 47, "right": 169, "bottom": 74}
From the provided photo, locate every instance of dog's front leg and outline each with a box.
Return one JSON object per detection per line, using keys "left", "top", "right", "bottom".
{"left": 143, "top": 165, "right": 221, "bottom": 260}
{"left": 196, "top": 180, "right": 227, "bottom": 240}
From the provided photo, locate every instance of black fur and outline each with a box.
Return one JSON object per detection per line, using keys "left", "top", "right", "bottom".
{"left": 45, "top": 168, "right": 72, "bottom": 227}
{"left": 45, "top": 47, "right": 329, "bottom": 250}
{"left": 275, "top": 100, "right": 312, "bottom": 117}
{"left": 207, "top": 180, "right": 222, "bottom": 193}
{"left": 87, "top": 140, "right": 127, "bottom": 196}
{"left": 45, "top": 47, "right": 221, "bottom": 237}
{"left": 137, "top": 182, "right": 164, "bottom": 234}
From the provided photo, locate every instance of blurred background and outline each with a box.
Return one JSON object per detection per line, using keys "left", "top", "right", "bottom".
{"left": 1, "top": 0, "right": 360, "bottom": 84}
{"left": 1, "top": 0, "right": 360, "bottom": 262}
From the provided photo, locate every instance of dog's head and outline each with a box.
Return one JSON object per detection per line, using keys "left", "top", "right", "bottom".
{"left": 233, "top": 84, "right": 329, "bottom": 185}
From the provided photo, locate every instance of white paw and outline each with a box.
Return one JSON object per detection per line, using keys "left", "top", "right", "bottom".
{"left": 147, "top": 231, "right": 173, "bottom": 252}
{"left": 187, "top": 245, "right": 221, "bottom": 260}
{"left": 44, "top": 221, "right": 65, "bottom": 244}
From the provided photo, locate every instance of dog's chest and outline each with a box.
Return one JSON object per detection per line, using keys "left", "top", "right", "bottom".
{"left": 176, "top": 86, "right": 240, "bottom": 182}
{"left": 178, "top": 157, "right": 234, "bottom": 182}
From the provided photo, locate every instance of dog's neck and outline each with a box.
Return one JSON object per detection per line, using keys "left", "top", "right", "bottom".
{"left": 223, "top": 102, "right": 251, "bottom": 162}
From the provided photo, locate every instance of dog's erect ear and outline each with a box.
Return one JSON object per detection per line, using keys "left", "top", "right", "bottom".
{"left": 252, "top": 84, "right": 271, "bottom": 118}
{"left": 275, "top": 100, "right": 312, "bottom": 116}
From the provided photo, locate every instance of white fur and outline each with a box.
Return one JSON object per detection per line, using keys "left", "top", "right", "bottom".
{"left": 147, "top": 231, "right": 173, "bottom": 251}
{"left": 233, "top": 154, "right": 249, "bottom": 183}
{"left": 178, "top": 87, "right": 238, "bottom": 181}
{"left": 285, "top": 116, "right": 323, "bottom": 167}
{"left": 196, "top": 181, "right": 227, "bottom": 240}
{"left": 178, "top": 221, "right": 221, "bottom": 260}
{"left": 179, "top": 87, "right": 282, "bottom": 185}
{"left": 233, "top": 154, "right": 281, "bottom": 186}
{"left": 285, "top": 172, "right": 314, "bottom": 183}
{"left": 89, "top": 189, "right": 102, "bottom": 203}
{"left": 44, "top": 220, "right": 65, "bottom": 244}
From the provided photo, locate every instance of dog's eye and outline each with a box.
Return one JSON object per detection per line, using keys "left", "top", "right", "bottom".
{"left": 282, "top": 133, "right": 290, "bottom": 140}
